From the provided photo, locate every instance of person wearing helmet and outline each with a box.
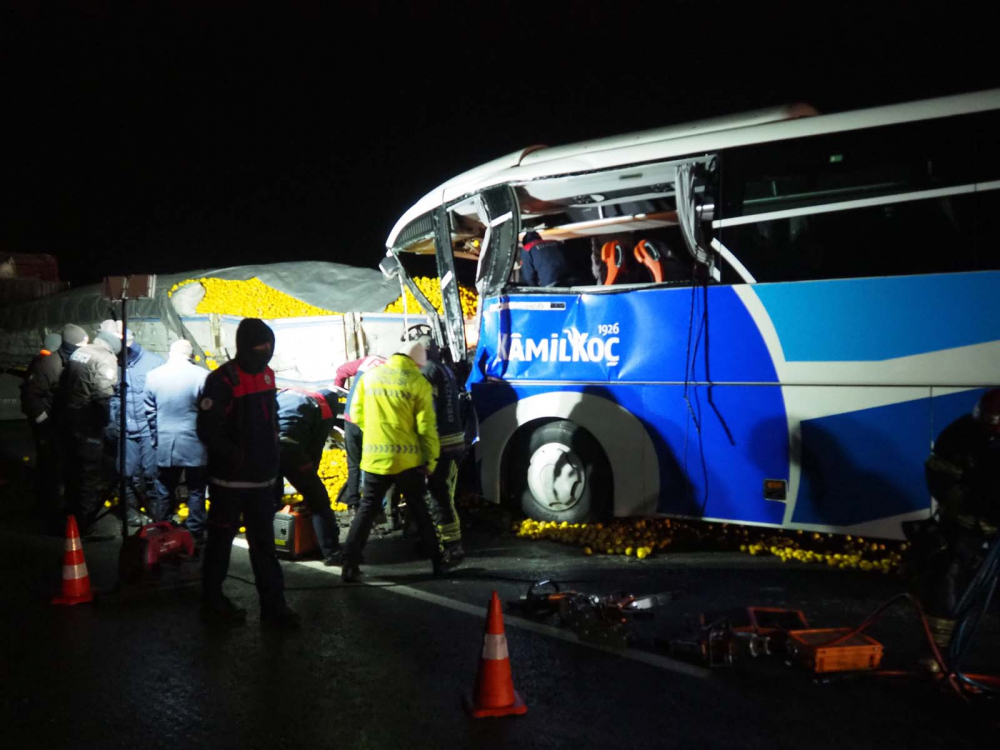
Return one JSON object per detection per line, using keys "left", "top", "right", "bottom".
{"left": 915, "top": 389, "right": 1000, "bottom": 652}
{"left": 416, "top": 334, "right": 467, "bottom": 562}
{"left": 339, "top": 340, "right": 451, "bottom": 582}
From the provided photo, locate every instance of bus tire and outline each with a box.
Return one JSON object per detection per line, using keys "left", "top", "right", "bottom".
{"left": 513, "top": 419, "right": 610, "bottom": 523}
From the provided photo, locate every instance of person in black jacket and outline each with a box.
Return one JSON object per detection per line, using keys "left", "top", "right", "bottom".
{"left": 197, "top": 318, "right": 297, "bottom": 627}
{"left": 417, "top": 335, "right": 467, "bottom": 562}
{"left": 915, "top": 389, "right": 1000, "bottom": 651}
{"left": 520, "top": 231, "right": 583, "bottom": 287}
{"left": 20, "top": 331, "right": 65, "bottom": 524}
{"left": 276, "top": 387, "right": 341, "bottom": 564}
{"left": 60, "top": 330, "right": 119, "bottom": 535}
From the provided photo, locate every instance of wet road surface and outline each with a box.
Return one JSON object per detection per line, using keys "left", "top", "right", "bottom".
{"left": 1, "top": 457, "right": 997, "bottom": 748}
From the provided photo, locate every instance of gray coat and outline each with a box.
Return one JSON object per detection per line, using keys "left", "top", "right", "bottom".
{"left": 144, "top": 356, "right": 209, "bottom": 467}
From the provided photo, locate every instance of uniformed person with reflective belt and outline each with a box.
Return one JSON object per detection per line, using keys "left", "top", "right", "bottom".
{"left": 197, "top": 318, "right": 297, "bottom": 627}
{"left": 417, "top": 335, "right": 467, "bottom": 562}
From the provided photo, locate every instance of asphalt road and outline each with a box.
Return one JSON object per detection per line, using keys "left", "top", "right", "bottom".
{"left": 1, "top": 445, "right": 997, "bottom": 748}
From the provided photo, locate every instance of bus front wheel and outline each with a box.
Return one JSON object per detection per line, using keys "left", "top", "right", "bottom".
{"left": 513, "top": 420, "right": 610, "bottom": 524}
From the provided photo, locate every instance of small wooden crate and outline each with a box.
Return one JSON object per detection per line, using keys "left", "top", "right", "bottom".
{"left": 787, "top": 628, "right": 883, "bottom": 673}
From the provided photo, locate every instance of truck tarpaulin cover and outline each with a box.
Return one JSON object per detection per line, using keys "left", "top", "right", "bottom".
{"left": 0, "top": 261, "right": 399, "bottom": 369}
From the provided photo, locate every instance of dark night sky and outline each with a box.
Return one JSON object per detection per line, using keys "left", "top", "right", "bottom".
{"left": 5, "top": 1, "right": 998, "bottom": 285}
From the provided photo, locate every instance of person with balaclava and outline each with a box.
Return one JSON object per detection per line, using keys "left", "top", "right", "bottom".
{"left": 109, "top": 327, "right": 167, "bottom": 527}
{"left": 340, "top": 340, "right": 452, "bottom": 582}
{"left": 60, "top": 330, "right": 120, "bottom": 535}
{"left": 275, "top": 386, "right": 342, "bottom": 564}
{"left": 196, "top": 318, "right": 297, "bottom": 627}
{"left": 19, "top": 331, "right": 66, "bottom": 527}
{"left": 144, "top": 339, "right": 209, "bottom": 544}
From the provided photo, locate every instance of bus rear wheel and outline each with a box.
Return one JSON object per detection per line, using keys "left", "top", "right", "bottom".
{"left": 512, "top": 420, "right": 610, "bottom": 524}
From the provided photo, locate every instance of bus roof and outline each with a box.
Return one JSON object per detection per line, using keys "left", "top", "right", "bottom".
{"left": 386, "top": 88, "right": 1000, "bottom": 250}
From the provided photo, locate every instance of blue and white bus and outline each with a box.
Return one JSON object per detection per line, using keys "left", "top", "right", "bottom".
{"left": 383, "top": 89, "right": 1000, "bottom": 539}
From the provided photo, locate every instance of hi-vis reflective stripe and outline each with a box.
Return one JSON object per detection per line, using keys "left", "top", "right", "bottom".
{"left": 65, "top": 535, "right": 82, "bottom": 552}
{"left": 63, "top": 563, "right": 88, "bottom": 580}
{"left": 210, "top": 477, "right": 277, "bottom": 489}
{"left": 482, "top": 633, "right": 509, "bottom": 660}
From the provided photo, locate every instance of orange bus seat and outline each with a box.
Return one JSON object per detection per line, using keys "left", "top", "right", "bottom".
{"left": 600, "top": 241, "right": 627, "bottom": 285}
{"left": 633, "top": 239, "right": 665, "bottom": 283}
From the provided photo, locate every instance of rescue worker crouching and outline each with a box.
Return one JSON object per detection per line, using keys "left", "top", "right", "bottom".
{"left": 276, "top": 386, "right": 342, "bottom": 565}
{"left": 19, "top": 331, "right": 65, "bottom": 528}
{"left": 197, "top": 318, "right": 297, "bottom": 627}
{"left": 912, "top": 388, "right": 1000, "bottom": 652}
{"left": 60, "top": 330, "right": 120, "bottom": 536}
{"left": 340, "top": 340, "right": 455, "bottom": 582}
{"left": 416, "top": 334, "right": 466, "bottom": 562}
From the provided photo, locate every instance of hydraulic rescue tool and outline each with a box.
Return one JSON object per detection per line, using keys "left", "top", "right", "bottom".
{"left": 510, "top": 579, "right": 674, "bottom": 648}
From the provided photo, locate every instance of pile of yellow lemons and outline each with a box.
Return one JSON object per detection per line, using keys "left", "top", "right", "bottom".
{"left": 169, "top": 275, "right": 478, "bottom": 322}
{"left": 514, "top": 517, "right": 906, "bottom": 573}
{"left": 169, "top": 277, "right": 339, "bottom": 319}
{"left": 318, "top": 448, "right": 350, "bottom": 512}
{"left": 383, "top": 276, "right": 479, "bottom": 318}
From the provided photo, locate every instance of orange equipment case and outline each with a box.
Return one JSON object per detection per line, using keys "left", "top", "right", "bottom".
{"left": 786, "top": 628, "right": 884, "bottom": 673}
{"left": 273, "top": 504, "right": 318, "bottom": 559}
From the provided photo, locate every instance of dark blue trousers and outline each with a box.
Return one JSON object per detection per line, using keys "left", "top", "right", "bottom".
{"left": 202, "top": 483, "right": 286, "bottom": 610}
{"left": 157, "top": 465, "right": 208, "bottom": 540}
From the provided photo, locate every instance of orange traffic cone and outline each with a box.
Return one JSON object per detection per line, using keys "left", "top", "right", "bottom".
{"left": 467, "top": 591, "right": 527, "bottom": 718}
{"left": 52, "top": 516, "right": 94, "bottom": 606}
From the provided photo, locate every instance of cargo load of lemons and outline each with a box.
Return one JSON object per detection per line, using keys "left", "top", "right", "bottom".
{"left": 514, "top": 517, "right": 906, "bottom": 573}
{"left": 382, "top": 276, "right": 479, "bottom": 318}
{"left": 279, "top": 449, "right": 350, "bottom": 512}
{"left": 168, "top": 275, "right": 478, "bottom": 321}
{"left": 169, "top": 277, "right": 340, "bottom": 319}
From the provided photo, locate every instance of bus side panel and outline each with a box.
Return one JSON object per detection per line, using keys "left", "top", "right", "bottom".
{"left": 641, "top": 383, "right": 789, "bottom": 525}
{"left": 784, "top": 386, "right": 933, "bottom": 532}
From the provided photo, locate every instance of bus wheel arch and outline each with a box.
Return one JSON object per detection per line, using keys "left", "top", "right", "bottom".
{"left": 480, "top": 390, "right": 660, "bottom": 522}
{"left": 505, "top": 418, "right": 612, "bottom": 523}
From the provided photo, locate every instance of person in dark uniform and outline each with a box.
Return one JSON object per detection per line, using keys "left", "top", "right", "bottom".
{"left": 520, "top": 231, "right": 583, "bottom": 287}
{"left": 916, "top": 388, "right": 1000, "bottom": 651}
{"left": 276, "top": 387, "right": 342, "bottom": 564}
{"left": 60, "top": 330, "right": 120, "bottom": 535}
{"left": 197, "top": 318, "right": 297, "bottom": 627}
{"left": 20, "top": 332, "right": 64, "bottom": 524}
{"left": 416, "top": 335, "right": 467, "bottom": 562}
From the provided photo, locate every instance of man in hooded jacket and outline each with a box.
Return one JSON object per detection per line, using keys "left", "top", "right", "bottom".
{"left": 60, "top": 330, "right": 120, "bottom": 534}
{"left": 197, "top": 318, "right": 296, "bottom": 627}
{"left": 109, "top": 328, "right": 167, "bottom": 526}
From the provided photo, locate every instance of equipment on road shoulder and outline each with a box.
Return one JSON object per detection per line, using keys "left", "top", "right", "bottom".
{"left": 273, "top": 504, "right": 319, "bottom": 559}
{"left": 511, "top": 579, "right": 673, "bottom": 648}
{"left": 466, "top": 591, "right": 527, "bottom": 718}
{"left": 52, "top": 515, "right": 94, "bottom": 605}
{"left": 118, "top": 521, "right": 195, "bottom": 584}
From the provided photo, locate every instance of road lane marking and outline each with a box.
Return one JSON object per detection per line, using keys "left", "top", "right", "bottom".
{"left": 232, "top": 539, "right": 710, "bottom": 679}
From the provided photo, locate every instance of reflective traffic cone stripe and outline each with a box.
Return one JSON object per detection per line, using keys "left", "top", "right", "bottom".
{"left": 467, "top": 591, "right": 527, "bottom": 718}
{"left": 52, "top": 516, "right": 94, "bottom": 606}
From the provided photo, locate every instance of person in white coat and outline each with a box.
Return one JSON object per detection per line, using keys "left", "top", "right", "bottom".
{"left": 144, "top": 339, "right": 210, "bottom": 544}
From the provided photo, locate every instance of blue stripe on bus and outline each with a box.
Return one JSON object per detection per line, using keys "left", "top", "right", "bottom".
{"left": 753, "top": 272, "right": 1000, "bottom": 362}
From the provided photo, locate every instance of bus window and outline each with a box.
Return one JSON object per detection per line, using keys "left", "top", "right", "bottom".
{"left": 719, "top": 191, "right": 999, "bottom": 283}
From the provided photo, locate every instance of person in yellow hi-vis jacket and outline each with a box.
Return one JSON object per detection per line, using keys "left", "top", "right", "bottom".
{"left": 340, "top": 340, "right": 456, "bottom": 582}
